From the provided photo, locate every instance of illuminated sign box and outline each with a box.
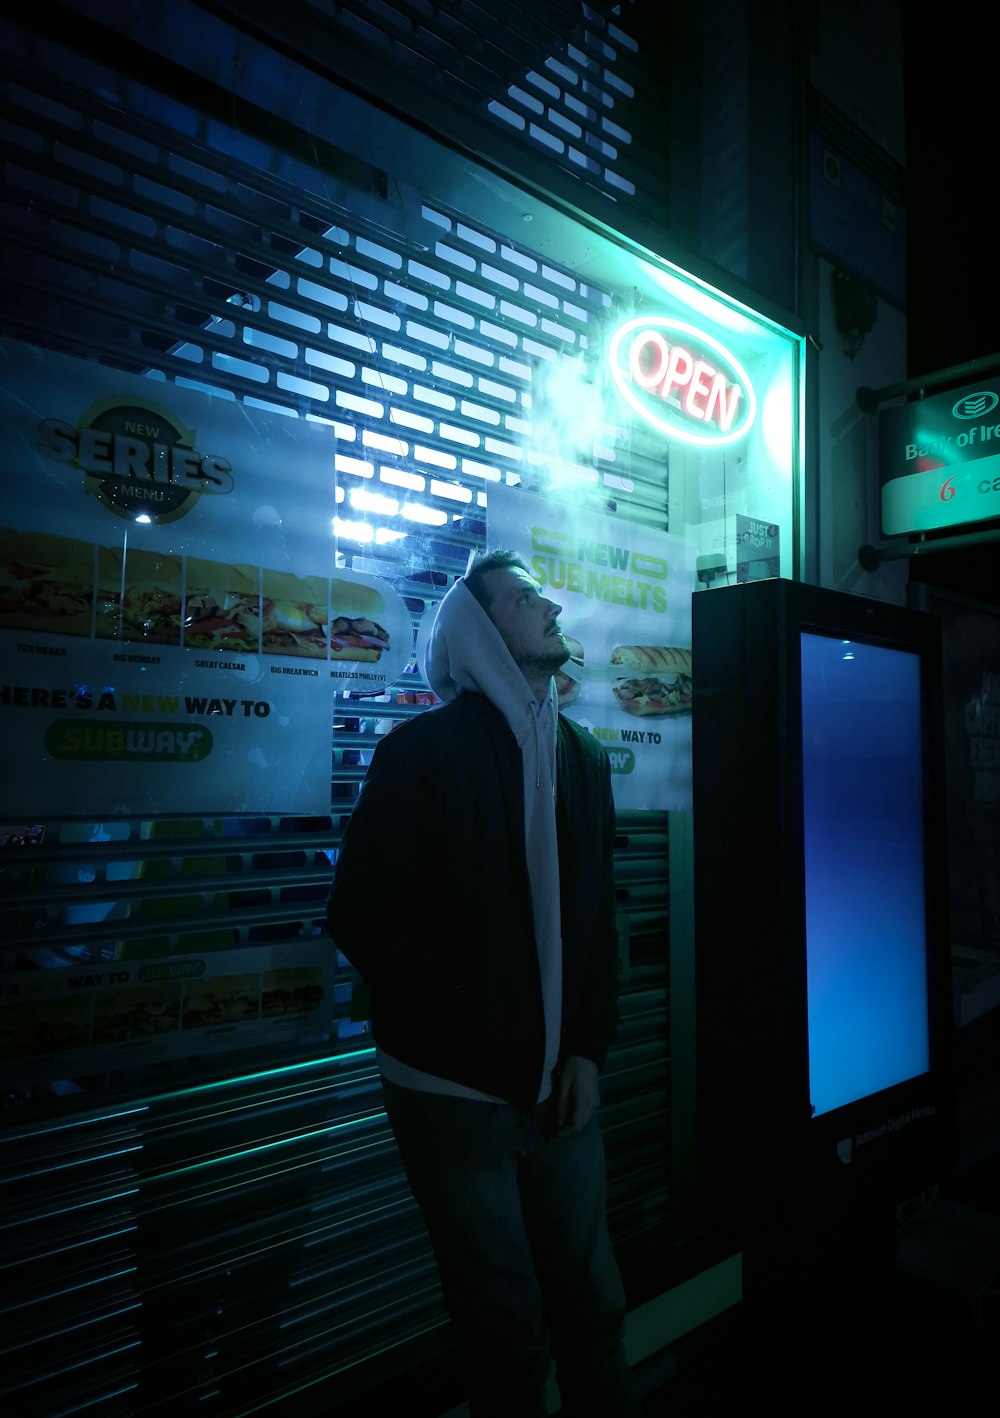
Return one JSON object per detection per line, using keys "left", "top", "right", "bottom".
{"left": 879, "top": 378, "right": 1000, "bottom": 536}
{"left": 608, "top": 316, "right": 757, "bottom": 447}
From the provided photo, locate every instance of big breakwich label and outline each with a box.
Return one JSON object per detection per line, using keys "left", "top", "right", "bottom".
{"left": 38, "top": 396, "right": 234, "bottom": 524}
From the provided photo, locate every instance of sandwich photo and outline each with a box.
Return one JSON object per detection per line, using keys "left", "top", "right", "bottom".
{"left": 182, "top": 558, "right": 261, "bottom": 653}
{"left": 92, "top": 985, "right": 181, "bottom": 1043}
{"left": 610, "top": 645, "right": 692, "bottom": 717}
{"left": 259, "top": 570, "right": 329, "bottom": 658}
{"left": 96, "top": 546, "right": 182, "bottom": 644}
{"left": 554, "top": 634, "right": 584, "bottom": 707}
{"left": 0, "top": 526, "right": 95, "bottom": 637}
{"left": 329, "top": 576, "right": 391, "bottom": 662}
{"left": 182, "top": 975, "right": 260, "bottom": 1028}
{"left": 261, "top": 967, "right": 325, "bottom": 1016}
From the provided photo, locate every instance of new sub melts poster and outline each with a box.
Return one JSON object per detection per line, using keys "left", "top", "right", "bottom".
{"left": 0, "top": 340, "right": 411, "bottom": 817}
{"left": 488, "top": 485, "right": 694, "bottom": 811}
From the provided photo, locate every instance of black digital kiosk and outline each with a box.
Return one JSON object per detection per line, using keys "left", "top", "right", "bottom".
{"left": 693, "top": 579, "right": 955, "bottom": 1279}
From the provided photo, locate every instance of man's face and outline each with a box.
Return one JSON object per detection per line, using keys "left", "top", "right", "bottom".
{"left": 479, "top": 565, "right": 570, "bottom": 676}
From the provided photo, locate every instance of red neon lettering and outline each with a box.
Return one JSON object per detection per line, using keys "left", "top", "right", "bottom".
{"left": 683, "top": 359, "right": 715, "bottom": 422}
{"left": 631, "top": 332, "right": 670, "bottom": 389}
{"left": 704, "top": 375, "right": 742, "bottom": 432}
{"left": 630, "top": 332, "right": 742, "bottom": 431}
{"left": 661, "top": 345, "right": 693, "bottom": 402}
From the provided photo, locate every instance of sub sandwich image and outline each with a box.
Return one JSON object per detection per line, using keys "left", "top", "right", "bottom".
{"left": 259, "top": 570, "right": 329, "bottom": 658}
{"left": 183, "top": 558, "right": 261, "bottom": 653}
{"left": 0, "top": 526, "right": 94, "bottom": 636}
{"left": 184, "top": 587, "right": 261, "bottom": 652}
{"left": 554, "top": 634, "right": 584, "bottom": 707}
{"left": 92, "top": 986, "right": 181, "bottom": 1043}
{"left": 610, "top": 645, "right": 692, "bottom": 716}
{"left": 261, "top": 968, "right": 325, "bottom": 1016}
{"left": 122, "top": 582, "right": 183, "bottom": 643}
{"left": 96, "top": 546, "right": 182, "bottom": 644}
{"left": 329, "top": 576, "right": 391, "bottom": 662}
{"left": 181, "top": 975, "right": 261, "bottom": 1028}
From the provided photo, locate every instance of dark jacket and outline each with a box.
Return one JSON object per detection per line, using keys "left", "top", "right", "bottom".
{"left": 326, "top": 691, "right": 619, "bottom": 1107}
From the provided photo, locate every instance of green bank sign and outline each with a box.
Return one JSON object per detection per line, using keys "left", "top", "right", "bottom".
{"left": 879, "top": 380, "right": 1000, "bottom": 535}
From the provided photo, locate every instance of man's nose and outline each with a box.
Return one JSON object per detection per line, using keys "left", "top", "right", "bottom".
{"left": 545, "top": 598, "right": 562, "bottom": 616}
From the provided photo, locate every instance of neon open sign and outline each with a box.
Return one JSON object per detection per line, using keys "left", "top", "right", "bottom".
{"left": 608, "top": 316, "right": 756, "bottom": 447}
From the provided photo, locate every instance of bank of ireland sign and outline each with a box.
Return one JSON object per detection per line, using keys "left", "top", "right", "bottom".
{"left": 879, "top": 379, "right": 1000, "bottom": 535}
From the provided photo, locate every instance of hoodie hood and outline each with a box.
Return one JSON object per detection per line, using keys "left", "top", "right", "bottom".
{"left": 424, "top": 575, "right": 543, "bottom": 716}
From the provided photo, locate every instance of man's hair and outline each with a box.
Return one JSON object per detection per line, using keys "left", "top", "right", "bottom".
{"left": 463, "top": 548, "right": 529, "bottom": 613}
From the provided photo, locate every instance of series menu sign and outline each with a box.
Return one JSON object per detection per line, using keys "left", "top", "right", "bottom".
{"left": 0, "top": 340, "right": 410, "bottom": 817}
{"left": 879, "top": 379, "right": 1000, "bottom": 535}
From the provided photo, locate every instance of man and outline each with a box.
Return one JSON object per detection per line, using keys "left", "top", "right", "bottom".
{"left": 326, "top": 549, "right": 640, "bottom": 1417}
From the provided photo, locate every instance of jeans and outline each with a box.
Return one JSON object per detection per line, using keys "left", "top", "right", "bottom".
{"left": 381, "top": 1077, "right": 640, "bottom": 1418}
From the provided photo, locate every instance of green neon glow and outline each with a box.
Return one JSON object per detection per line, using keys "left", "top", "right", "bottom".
{"left": 760, "top": 365, "right": 795, "bottom": 488}
{"left": 641, "top": 262, "right": 758, "bottom": 335}
{"left": 152, "top": 1046, "right": 376, "bottom": 1104}
{"left": 148, "top": 1121, "right": 389, "bottom": 1186}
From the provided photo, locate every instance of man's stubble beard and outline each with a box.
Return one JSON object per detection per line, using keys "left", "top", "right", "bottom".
{"left": 526, "top": 639, "right": 570, "bottom": 679}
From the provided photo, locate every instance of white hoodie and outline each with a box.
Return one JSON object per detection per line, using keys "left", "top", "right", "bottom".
{"left": 377, "top": 576, "right": 563, "bottom": 1105}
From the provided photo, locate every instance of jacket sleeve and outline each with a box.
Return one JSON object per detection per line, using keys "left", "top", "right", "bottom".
{"left": 326, "top": 725, "right": 431, "bottom": 988}
{"left": 559, "top": 734, "right": 620, "bottom": 1070}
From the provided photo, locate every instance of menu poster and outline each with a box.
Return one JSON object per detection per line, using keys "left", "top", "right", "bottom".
{"left": 0, "top": 340, "right": 411, "bottom": 816}
{"left": 0, "top": 942, "right": 334, "bottom": 1088}
{"left": 487, "top": 485, "right": 694, "bottom": 810}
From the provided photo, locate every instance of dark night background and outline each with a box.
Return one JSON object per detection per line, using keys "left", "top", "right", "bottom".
{"left": 902, "top": 16, "right": 998, "bottom": 607}
{"left": 904, "top": 19, "right": 998, "bottom": 377}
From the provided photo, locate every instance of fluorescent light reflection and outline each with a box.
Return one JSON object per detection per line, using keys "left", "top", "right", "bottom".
{"left": 402, "top": 502, "right": 447, "bottom": 526}
{"left": 349, "top": 488, "right": 398, "bottom": 516}
{"left": 430, "top": 479, "right": 472, "bottom": 503}
{"left": 760, "top": 366, "right": 794, "bottom": 481}
{"left": 333, "top": 516, "right": 373, "bottom": 542}
{"left": 381, "top": 468, "right": 425, "bottom": 491}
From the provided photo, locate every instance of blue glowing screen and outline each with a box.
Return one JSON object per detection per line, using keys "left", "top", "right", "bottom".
{"left": 801, "top": 632, "right": 930, "bottom": 1117}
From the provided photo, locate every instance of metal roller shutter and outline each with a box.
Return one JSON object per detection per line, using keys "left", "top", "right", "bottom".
{"left": 1, "top": 15, "right": 673, "bottom": 1414}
